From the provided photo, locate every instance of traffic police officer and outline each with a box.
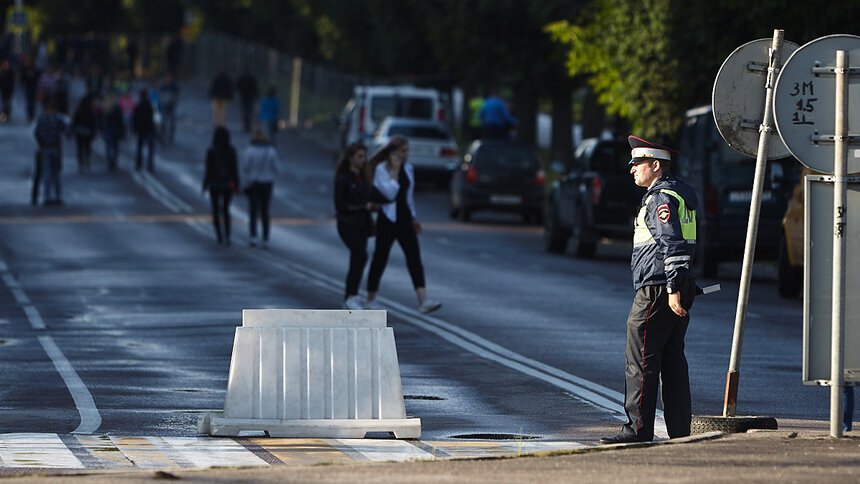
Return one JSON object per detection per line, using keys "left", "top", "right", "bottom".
{"left": 601, "top": 136, "right": 699, "bottom": 444}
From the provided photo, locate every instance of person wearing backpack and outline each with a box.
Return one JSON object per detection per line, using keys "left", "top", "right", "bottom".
{"left": 202, "top": 126, "right": 239, "bottom": 246}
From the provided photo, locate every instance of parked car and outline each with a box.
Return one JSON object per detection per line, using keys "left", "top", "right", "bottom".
{"left": 339, "top": 85, "right": 449, "bottom": 149}
{"left": 370, "top": 117, "right": 459, "bottom": 181}
{"left": 449, "top": 140, "right": 545, "bottom": 224}
{"left": 544, "top": 137, "right": 643, "bottom": 257}
{"left": 676, "top": 105, "right": 798, "bottom": 277}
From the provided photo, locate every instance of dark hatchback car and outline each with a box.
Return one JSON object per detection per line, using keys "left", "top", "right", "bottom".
{"left": 544, "top": 137, "right": 644, "bottom": 257}
{"left": 676, "top": 105, "right": 798, "bottom": 277}
{"left": 449, "top": 140, "right": 545, "bottom": 224}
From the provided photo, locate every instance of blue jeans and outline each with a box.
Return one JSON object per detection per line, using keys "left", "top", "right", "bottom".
{"left": 40, "top": 147, "right": 62, "bottom": 202}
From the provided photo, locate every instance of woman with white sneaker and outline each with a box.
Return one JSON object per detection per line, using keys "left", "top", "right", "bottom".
{"left": 364, "top": 135, "right": 441, "bottom": 314}
{"left": 240, "top": 127, "right": 279, "bottom": 248}
{"left": 334, "top": 143, "right": 377, "bottom": 310}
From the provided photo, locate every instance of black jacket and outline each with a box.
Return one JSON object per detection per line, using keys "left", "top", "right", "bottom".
{"left": 203, "top": 146, "right": 239, "bottom": 192}
{"left": 132, "top": 100, "right": 155, "bottom": 135}
{"left": 334, "top": 170, "right": 372, "bottom": 229}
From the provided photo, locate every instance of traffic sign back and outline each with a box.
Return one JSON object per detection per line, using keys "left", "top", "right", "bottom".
{"left": 774, "top": 34, "right": 860, "bottom": 175}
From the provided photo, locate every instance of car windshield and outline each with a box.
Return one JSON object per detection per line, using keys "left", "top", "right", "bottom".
{"left": 590, "top": 142, "right": 630, "bottom": 173}
{"left": 371, "top": 96, "right": 433, "bottom": 122}
{"left": 475, "top": 145, "right": 539, "bottom": 173}
{"left": 388, "top": 124, "right": 449, "bottom": 139}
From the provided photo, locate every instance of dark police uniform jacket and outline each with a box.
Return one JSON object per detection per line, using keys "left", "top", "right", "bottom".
{"left": 631, "top": 173, "right": 698, "bottom": 291}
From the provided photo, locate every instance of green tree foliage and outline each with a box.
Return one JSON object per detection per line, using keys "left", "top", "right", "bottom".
{"left": 549, "top": 0, "right": 860, "bottom": 140}
{"left": 547, "top": 0, "right": 679, "bottom": 138}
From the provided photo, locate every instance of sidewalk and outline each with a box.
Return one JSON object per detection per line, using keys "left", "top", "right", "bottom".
{"left": 1, "top": 429, "right": 857, "bottom": 483}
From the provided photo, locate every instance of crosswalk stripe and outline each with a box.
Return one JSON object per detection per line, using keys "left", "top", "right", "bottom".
{"left": 327, "top": 439, "right": 436, "bottom": 462}
{"left": 0, "top": 434, "right": 587, "bottom": 469}
{"left": 108, "top": 436, "right": 180, "bottom": 469}
{"left": 0, "top": 433, "right": 83, "bottom": 469}
{"left": 160, "top": 437, "right": 269, "bottom": 468}
{"left": 74, "top": 435, "right": 136, "bottom": 469}
{"left": 246, "top": 438, "right": 354, "bottom": 466}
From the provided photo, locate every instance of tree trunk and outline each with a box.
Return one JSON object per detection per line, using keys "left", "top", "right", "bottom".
{"left": 550, "top": 84, "right": 573, "bottom": 163}
{"left": 513, "top": 83, "right": 537, "bottom": 147}
{"left": 581, "top": 86, "right": 604, "bottom": 140}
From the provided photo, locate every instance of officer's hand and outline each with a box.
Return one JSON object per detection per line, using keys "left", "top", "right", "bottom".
{"left": 669, "top": 292, "right": 687, "bottom": 317}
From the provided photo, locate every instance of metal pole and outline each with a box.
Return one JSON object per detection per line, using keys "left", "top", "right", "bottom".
{"left": 829, "top": 49, "right": 848, "bottom": 438}
{"left": 722, "top": 29, "right": 784, "bottom": 418}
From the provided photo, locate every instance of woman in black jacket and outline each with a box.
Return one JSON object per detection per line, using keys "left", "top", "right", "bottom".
{"left": 203, "top": 126, "right": 239, "bottom": 246}
{"left": 334, "top": 143, "right": 377, "bottom": 309}
{"left": 71, "top": 93, "right": 96, "bottom": 173}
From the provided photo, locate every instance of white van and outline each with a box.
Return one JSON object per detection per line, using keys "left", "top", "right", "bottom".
{"left": 339, "top": 85, "right": 448, "bottom": 149}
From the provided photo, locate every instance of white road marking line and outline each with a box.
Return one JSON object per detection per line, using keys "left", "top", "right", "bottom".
{"left": 0, "top": 256, "right": 100, "bottom": 432}
{"left": 0, "top": 434, "right": 83, "bottom": 469}
{"left": 23, "top": 306, "right": 46, "bottom": 330}
{"left": 329, "top": 439, "right": 435, "bottom": 462}
{"left": 160, "top": 437, "right": 269, "bottom": 468}
{"left": 38, "top": 336, "right": 102, "bottom": 434}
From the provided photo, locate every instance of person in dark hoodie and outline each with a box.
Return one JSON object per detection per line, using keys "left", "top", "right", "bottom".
{"left": 600, "top": 135, "right": 699, "bottom": 445}
{"left": 202, "top": 126, "right": 239, "bottom": 246}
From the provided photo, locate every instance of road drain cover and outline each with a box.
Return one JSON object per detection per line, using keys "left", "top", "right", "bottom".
{"left": 450, "top": 433, "right": 540, "bottom": 440}
{"left": 403, "top": 395, "right": 445, "bottom": 400}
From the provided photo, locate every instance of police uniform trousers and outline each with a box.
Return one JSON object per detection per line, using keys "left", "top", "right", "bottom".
{"left": 622, "top": 281, "right": 695, "bottom": 441}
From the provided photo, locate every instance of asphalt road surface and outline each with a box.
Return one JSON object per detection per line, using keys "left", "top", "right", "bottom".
{"left": 0, "top": 80, "right": 827, "bottom": 448}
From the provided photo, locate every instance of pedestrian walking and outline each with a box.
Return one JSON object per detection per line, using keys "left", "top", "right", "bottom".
{"left": 600, "top": 136, "right": 699, "bottom": 444}
{"left": 0, "top": 59, "right": 15, "bottom": 122}
{"left": 334, "top": 143, "right": 378, "bottom": 310}
{"left": 240, "top": 127, "right": 279, "bottom": 248}
{"left": 103, "top": 95, "right": 125, "bottom": 172}
{"left": 363, "top": 135, "right": 441, "bottom": 314}
{"left": 34, "top": 96, "right": 68, "bottom": 206}
{"left": 131, "top": 89, "right": 156, "bottom": 172}
{"left": 54, "top": 66, "right": 70, "bottom": 115}
{"left": 209, "top": 68, "right": 233, "bottom": 127}
{"left": 158, "top": 74, "right": 180, "bottom": 144}
{"left": 19, "top": 55, "right": 39, "bottom": 123}
{"left": 71, "top": 93, "right": 97, "bottom": 173}
{"left": 236, "top": 68, "right": 258, "bottom": 133}
{"left": 258, "top": 86, "right": 281, "bottom": 145}
{"left": 202, "top": 126, "right": 239, "bottom": 246}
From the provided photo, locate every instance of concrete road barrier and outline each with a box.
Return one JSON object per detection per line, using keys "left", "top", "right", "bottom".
{"left": 199, "top": 309, "right": 421, "bottom": 439}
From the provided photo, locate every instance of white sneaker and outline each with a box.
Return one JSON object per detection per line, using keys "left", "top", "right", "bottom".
{"left": 344, "top": 296, "right": 363, "bottom": 310}
{"left": 419, "top": 298, "right": 442, "bottom": 314}
{"left": 363, "top": 299, "right": 383, "bottom": 310}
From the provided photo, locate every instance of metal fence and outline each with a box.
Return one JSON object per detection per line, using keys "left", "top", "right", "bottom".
{"left": 184, "top": 32, "right": 363, "bottom": 150}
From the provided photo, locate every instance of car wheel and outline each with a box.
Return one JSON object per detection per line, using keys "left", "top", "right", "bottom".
{"left": 571, "top": 206, "right": 596, "bottom": 258}
{"left": 544, "top": 202, "right": 569, "bottom": 254}
{"left": 777, "top": 235, "right": 802, "bottom": 298}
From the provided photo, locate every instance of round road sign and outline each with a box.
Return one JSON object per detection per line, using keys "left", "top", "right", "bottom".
{"left": 774, "top": 34, "right": 860, "bottom": 175}
{"left": 712, "top": 38, "right": 798, "bottom": 159}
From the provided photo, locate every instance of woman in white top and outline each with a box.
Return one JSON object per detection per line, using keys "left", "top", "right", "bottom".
{"left": 240, "top": 127, "right": 279, "bottom": 247}
{"left": 364, "top": 135, "right": 441, "bottom": 314}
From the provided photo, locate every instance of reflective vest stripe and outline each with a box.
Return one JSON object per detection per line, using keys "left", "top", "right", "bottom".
{"left": 633, "top": 189, "right": 697, "bottom": 245}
